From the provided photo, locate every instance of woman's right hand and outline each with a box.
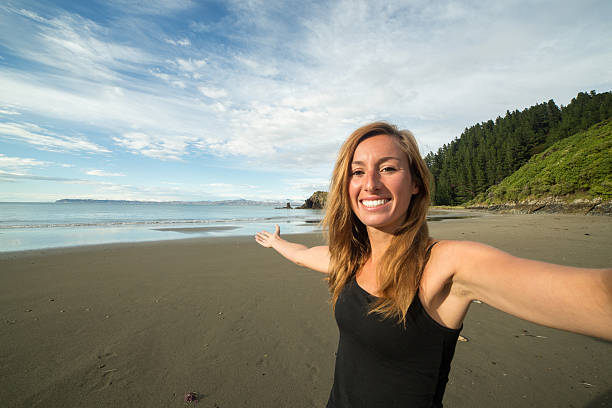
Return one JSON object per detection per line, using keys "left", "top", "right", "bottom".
{"left": 254, "top": 224, "right": 330, "bottom": 273}
{"left": 255, "top": 224, "right": 281, "bottom": 248}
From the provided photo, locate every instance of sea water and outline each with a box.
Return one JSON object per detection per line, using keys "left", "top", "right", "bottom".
{"left": 0, "top": 202, "right": 324, "bottom": 252}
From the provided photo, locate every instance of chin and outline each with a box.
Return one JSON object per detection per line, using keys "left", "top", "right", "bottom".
{"left": 360, "top": 217, "right": 400, "bottom": 231}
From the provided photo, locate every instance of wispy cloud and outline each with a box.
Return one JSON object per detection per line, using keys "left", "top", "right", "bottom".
{"left": 86, "top": 169, "right": 125, "bottom": 177}
{"left": 165, "top": 38, "right": 190, "bottom": 47}
{"left": 112, "top": 132, "right": 201, "bottom": 161}
{"left": 0, "top": 153, "right": 48, "bottom": 171}
{"left": 198, "top": 86, "right": 228, "bottom": 99}
{"left": 0, "top": 108, "right": 21, "bottom": 115}
{"left": 5, "top": 7, "right": 154, "bottom": 82}
{"left": 107, "top": 0, "right": 195, "bottom": 15}
{"left": 283, "top": 178, "right": 331, "bottom": 194}
{"left": 174, "top": 57, "right": 207, "bottom": 72}
{"left": 0, "top": 122, "right": 110, "bottom": 153}
{"left": 0, "top": 170, "right": 84, "bottom": 183}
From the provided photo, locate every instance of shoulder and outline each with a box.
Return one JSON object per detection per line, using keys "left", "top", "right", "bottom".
{"left": 429, "top": 240, "right": 502, "bottom": 267}
{"left": 423, "top": 240, "right": 498, "bottom": 297}
{"left": 426, "top": 239, "right": 467, "bottom": 271}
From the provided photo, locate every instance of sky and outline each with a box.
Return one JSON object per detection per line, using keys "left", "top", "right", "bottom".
{"left": 0, "top": 0, "right": 611, "bottom": 202}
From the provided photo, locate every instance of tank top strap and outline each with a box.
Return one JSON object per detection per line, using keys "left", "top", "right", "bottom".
{"left": 424, "top": 240, "right": 439, "bottom": 262}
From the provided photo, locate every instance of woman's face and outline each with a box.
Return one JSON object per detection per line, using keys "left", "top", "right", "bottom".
{"left": 348, "top": 134, "right": 419, "bottom": 234}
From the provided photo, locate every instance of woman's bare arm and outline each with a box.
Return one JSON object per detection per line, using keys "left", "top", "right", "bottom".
{"left": 255, "top": 225, "right": 330, "bottom": 274}
{"left": 448, "top": 240, "right": 612, "bottom": 340}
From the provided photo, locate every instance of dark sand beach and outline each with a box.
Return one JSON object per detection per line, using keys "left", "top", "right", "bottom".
{"left": 1, "top": 213, "right": 611, "bottom": 407}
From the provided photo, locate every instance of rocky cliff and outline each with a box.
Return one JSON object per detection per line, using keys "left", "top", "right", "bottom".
{"left": 467, "top": 197, "right": 612, "bottom": 215}
{"left": 299, "top": 191, "right": 328, "bottom": 209}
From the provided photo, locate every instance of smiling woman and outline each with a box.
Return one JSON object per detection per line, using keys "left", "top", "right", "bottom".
{"left": 348, "top": 134, "right": 419, "bottom": 232}
{"left": 255, "top": 121, "right": 612, "bottom": 408}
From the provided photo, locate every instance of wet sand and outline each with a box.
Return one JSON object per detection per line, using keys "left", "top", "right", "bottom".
{"left": 1, "top": 212, "right": 611, "bottom": 407}
{"left": 153, "top": 226, "right": 240, "bottom": 233}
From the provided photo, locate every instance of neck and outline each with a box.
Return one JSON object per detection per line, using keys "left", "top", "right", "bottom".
{"left": 366, "top": 226, "right": 395, "bottom": 263}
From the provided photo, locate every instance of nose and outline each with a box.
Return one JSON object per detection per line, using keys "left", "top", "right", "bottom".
{"left": 364, "top": 171, "right": 380, "bottom": 192}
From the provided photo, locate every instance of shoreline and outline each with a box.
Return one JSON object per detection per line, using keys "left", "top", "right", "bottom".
{"left": 0, "top": 232, "right": 325, "bottom": 260}
{"left": 0, "top": 208, "right": 480, "bottom": 254}
{"left": 1, "top": 213, "right": 611, "bottom": 407}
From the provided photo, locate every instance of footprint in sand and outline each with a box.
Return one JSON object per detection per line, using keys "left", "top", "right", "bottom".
{"left": 92, "top": 351, "right": 120, "bottom": 390}
{"left": 306, "top": 362, "right": 319, "bottom": 382}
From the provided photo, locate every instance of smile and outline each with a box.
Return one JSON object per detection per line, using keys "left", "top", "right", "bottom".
{"left": 361, "top": 199, "right": 390, "bottom": 208}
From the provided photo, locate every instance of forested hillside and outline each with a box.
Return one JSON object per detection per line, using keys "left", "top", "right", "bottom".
{"left": 425, "top": 91, "right": 612, "bottom": 205}
{"left": 470, "top": 120, "right": 611, "bottom": 205}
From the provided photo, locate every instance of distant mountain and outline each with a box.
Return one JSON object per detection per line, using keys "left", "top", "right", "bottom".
{"left": 55, "top": 198, "right": 296, "bottom": 206}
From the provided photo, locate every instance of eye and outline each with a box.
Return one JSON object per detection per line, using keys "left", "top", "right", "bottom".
{"left": 380, "top": 166, "right": 397, "bottom": 173}
{"left": 351, "top": 169, "right": 364, "bottom": 176}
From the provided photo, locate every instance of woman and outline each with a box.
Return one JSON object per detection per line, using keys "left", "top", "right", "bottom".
{"left": 255, "top": 122, "right": 612, "bottom": 408}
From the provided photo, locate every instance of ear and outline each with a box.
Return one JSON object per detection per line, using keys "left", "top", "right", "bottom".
{"left": 411, "top": 181, "right": 419, "bottom": 195}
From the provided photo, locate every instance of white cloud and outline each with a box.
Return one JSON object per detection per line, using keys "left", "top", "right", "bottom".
{"left": 112, "top": 132, "right": 203, "bottom": 161}
{"left": 12, "top": 8, "right": 47, "bottom": 23}
{"left": 283, "top": 178, "right": 331, "bottom": 194}
{"left": 175, "top": 58, "right": 207, "bottom": 72}
{"left": 0, "top": 153, "right": 47, "bottom": 171}
{"left": 0, "top": 122, "right": 110, "bottom": 154}
{"left": 4, "top": 9, "right": 155, "bottom": 82}
{"left": 165, "top": 38, "right": 191, "bottom": 47}
{"left": 198, "top": 86, "right": 228, "bottom": 99}
{"left": 86, "top": 169, "right": 125, "bottom": 177}
{"left": 150, "top": 69, "right": 171, "bottom": 81}
{"left": 0, "top": 170, "right": 83, "bottom": 183}
{"left": 234, "top": 55, "right": 279, "bottom": 77}
{"left": 0, "top": 71, "right": 216, "bottom": 155}
{"left": 0, "top": 109, "right": 21, "bottom": 115}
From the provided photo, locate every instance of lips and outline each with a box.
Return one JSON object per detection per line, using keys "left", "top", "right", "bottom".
{"left": 360, "top": 198, "right": 390, "bottom": 208}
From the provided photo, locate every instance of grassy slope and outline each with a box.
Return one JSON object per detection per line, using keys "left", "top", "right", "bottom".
{"left": 471, "top": 119, "right": 612, "bottom": 205}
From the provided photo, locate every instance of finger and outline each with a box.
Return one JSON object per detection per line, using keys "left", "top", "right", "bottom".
{"left": 274, "top": 224, "right": 280, "bottom": 235}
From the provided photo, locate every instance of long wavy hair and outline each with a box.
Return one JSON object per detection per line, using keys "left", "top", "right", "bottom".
{"left": 322, "top": 122, "right": 432, "bottom": 325}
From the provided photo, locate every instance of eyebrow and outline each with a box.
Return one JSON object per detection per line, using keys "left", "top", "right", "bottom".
{"left": 351, "top": 156, "right": 402, "bottom": 166}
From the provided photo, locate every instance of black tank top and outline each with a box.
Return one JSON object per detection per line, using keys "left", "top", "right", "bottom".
{"left": 327, "top": 259, "right": 462, "bottom": 407}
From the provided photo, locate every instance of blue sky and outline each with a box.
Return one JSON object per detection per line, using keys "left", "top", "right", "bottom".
{"left": 1, "top": 0, "right": 611, "bottom": 202}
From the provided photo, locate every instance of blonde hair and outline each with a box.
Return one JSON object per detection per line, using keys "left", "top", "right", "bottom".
{"left": 322, "top": 122, "right": 432, "bottom": 324}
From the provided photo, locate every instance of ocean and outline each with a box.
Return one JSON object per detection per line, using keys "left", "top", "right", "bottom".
{"left": 0, "top": 202, "right": 324, "bottom": 252}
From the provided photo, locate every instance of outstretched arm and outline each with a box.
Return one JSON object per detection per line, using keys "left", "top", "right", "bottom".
{"left": 255, "top": 225, "right": 330, "bottom": 274}
{"left": 449, "top": 241, "right": 612, "bottom": 340}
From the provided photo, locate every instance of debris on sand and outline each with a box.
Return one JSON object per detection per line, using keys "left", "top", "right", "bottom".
{"left": 520, "top": 329, "right": 547, "bottom": 339}
{"left": 184, "top": 392, "right": 200, "bottom": 403}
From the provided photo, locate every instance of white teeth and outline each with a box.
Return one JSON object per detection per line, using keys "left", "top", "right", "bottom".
{"left": 361, "top": 199, "right": 389, "bottom": 207}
